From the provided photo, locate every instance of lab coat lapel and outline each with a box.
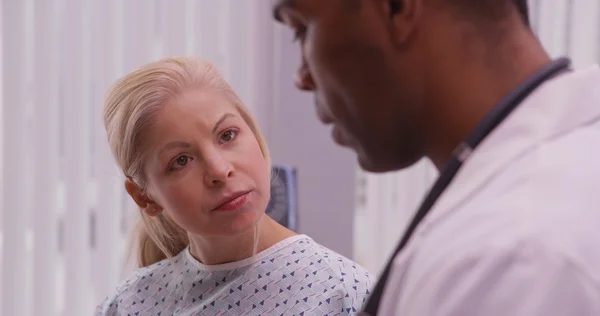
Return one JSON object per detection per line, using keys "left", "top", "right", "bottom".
{"left": 418, "top": 66, "right": 600, "bottom": 233}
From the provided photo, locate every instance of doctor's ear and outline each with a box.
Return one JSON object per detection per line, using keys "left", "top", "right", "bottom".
{"left": 124, "top": 178, "right": 164, "bottom": 217}
{"left": 383, "top": 0, "right": 421, "bottom": 45}
{"left": 389, "top": 0, "right": 403, "bottom": 16}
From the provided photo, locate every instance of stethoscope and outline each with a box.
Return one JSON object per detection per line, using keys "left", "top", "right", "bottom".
{"left": 361, "top": 57, "right": 573, "bottom": 315}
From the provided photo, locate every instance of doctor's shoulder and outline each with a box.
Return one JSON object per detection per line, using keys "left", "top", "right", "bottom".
{"left": 299, "top": 238, "right": 375, "bottom": 313}
{"left": 395, "top": 178, "right": 600, "bottom": 312}
{"left": 396, "top": 227, "right": 600, "bottom": 315}
{"left": 94, "top": 254, "right": 180, "bottom": 316}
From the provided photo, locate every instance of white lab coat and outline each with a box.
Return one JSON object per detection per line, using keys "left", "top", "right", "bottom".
{"left": 378, "top": 66, "right": 600, "bottom": 315}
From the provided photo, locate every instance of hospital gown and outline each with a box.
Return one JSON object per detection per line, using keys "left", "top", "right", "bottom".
{"left": 95, "top": 235, "right": 374, "bottom": 315}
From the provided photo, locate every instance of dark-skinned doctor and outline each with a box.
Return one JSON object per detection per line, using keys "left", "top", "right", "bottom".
{"left": 273, "top": 0, "right": 600, "bottom": 315}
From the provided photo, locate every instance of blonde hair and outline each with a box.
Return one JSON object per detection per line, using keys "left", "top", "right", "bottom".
{"left": 103, "top": 57, "right": 270, "bottom": 268}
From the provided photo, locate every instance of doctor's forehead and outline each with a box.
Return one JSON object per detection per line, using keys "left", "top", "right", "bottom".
{"left": 273, "top": 0, "right": 365, "bottom": 21}
{"left": 273, "top": 0, "right": 298, "bottom": 21}
{"left": 273, "top": 0, "right": 321, "bottom": 21}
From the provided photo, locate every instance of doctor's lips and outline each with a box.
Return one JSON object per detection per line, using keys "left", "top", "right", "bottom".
{"left": 211, "top": 190, "right": 251, "bottom": 212}
{"left": 315, "top": 100, "right": 334, "bottom": 124}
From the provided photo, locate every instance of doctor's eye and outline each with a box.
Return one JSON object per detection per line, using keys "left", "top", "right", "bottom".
{"left": 293, "top": 25, "right": 307, "bottom": 42}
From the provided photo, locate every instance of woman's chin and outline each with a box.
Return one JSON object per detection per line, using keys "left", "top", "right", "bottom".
{"left": 206, "top": 207, "right": 265, "bottom": 237}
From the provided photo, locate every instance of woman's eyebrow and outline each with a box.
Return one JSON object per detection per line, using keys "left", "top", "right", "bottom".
{"left": 212, "top": 113, "right": 236, "bottom": 134}
{"left": 159, "top": 141, "right": 191, "bottom": 156}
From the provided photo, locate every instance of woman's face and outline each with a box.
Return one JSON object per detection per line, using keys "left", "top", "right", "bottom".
{"left": 138, "top": 89, "right": 271, "bottom": 237}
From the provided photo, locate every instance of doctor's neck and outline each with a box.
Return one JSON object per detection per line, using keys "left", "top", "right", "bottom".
{"left": 424, "top": 15, "right": 551, "bottom": 170}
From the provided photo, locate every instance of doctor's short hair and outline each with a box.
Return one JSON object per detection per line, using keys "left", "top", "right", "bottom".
{"left": 443, "top": 0, "right": 530, "bottom": 26}
{"left": 103, "top": 57, "right": 271, "bottom": 267}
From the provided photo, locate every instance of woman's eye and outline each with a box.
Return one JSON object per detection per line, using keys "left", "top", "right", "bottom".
{"left": 220, "top": 129, "right": 237, "bottom": 143}
{"left": 170, "top": 155, "right": 192, "bottom": 171}
{"left": 176, "top": 156, "right": 189, "bottom": 166}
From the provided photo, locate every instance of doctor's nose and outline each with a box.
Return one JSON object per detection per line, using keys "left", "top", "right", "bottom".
{"left": 295, "top": 61, "right": 316, "bottom": 91}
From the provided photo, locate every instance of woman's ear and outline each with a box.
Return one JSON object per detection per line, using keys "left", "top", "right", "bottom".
{"left": 124, "top": 178, "right": 163, "bottom": 217}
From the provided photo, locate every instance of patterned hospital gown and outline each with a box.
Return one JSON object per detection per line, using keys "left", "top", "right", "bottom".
{"left": 95, "top": 235, "right": 374, "bottom": 315}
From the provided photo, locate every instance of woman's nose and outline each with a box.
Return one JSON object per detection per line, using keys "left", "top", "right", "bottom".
{"left": 203, "top": 156, "right": 234, "bottom": 187}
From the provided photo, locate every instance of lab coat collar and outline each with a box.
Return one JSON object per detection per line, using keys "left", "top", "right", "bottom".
{"left": 419, "top": 65, "right": 600, "bottom": 233}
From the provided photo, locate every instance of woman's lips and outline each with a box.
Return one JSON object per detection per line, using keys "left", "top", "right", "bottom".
{"left": 212, "top": 191, "right": 250, "bottom": 212}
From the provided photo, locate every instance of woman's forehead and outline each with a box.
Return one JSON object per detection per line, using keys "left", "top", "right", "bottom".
{"left": 152, "top": 90, "right": 232, "bottom": 125}
{"left": 170, "top": 89, "right": 237, "bottom": 113}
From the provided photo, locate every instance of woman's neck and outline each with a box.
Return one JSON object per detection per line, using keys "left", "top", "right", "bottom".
{"left": 187, "top": 216, "right": 296, "bottom": 266}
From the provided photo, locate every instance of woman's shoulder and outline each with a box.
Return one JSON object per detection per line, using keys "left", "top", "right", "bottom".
{"left": 265, "top": 235, "right": 375, "bottom": 313}
{"left": 94, "top": 253, "right": 187, "bottom": 316}
{"left": 291, "top": 236, "right": 374, "bottom": 281}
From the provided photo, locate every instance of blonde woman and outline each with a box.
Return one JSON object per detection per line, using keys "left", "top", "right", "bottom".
{"left": 95, "top": 57, "right": 373, "bottom": 315}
